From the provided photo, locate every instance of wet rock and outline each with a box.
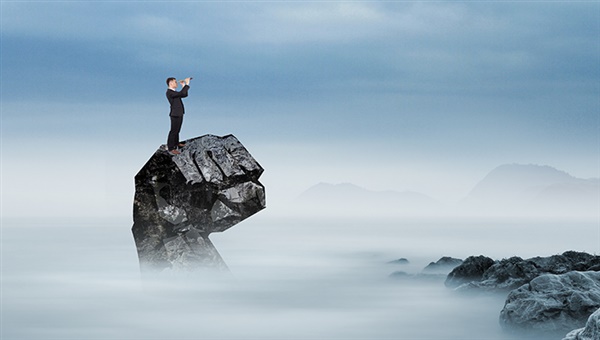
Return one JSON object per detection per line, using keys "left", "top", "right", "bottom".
{"left": 131, "top": 134, "right": 265, "bottom": 272}
{"left": 563, "top": 307, "right": 600, "bottom": 340}
{"left": 445, "top": 255, "right": 495, "bottom": 288}
{"left": 423, "top": 256, "right": 463, "bottom": 274}
{"left": 500, "top": 271, "right": 600, "bottom": 334}
{"left": 451, "top": 251, "right": 600, "bottom": 292}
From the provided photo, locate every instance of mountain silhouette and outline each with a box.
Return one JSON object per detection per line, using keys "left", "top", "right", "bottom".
{"left": 461, "top": 164, "right": 598, "bottom": 218}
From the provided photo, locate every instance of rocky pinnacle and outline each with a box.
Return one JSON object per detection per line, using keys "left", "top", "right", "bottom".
{"left": 131, "top": 134, "right": 266, "bottom": 273}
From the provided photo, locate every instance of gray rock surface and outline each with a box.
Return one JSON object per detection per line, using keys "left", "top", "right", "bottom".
{"left": 445, "top": 255, "right": 495, "bottom": 288}
{"left": 450, "top": 251, "right": 600, "bottom": 292}
{"left": 563, "top": 307, "right": 600, "bottom": 340}
{"left": 500, "top": 271, "right": 600, "bottom": 333}
{"left": 131, "top": 134, "right": 265, "bottom": 272}
{"left": 423, "top": 256, "right": 463, "bottom": 274}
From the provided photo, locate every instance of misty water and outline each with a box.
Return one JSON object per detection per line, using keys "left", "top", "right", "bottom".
{"left": 3, "top": 215, "right": 598, "bottom": 339}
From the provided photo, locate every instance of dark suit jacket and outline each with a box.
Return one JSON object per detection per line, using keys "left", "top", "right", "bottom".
{"left": 166, "top": 85, "right": 189, "bottom": 117}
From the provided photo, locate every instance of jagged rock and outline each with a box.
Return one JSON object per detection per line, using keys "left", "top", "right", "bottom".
{"left": 450, "top": 251, "right": 600, "bottom": 292}
{"left": 563, "top": 307, "right": 600, "bottom": 340}
{"left": 445, "top": 255, "right": 495, "bottom": 288}
{"left": 423, "top": 256, "right": 463, "bottom": 274}
{"left": 131, "top": 134, "right": 266, "bottom": 272}
{"left": 388, "top": 258, "right": 410, "bottom": 265}
{"left": 500, "top": 271, "right": 600, "bottom": 333}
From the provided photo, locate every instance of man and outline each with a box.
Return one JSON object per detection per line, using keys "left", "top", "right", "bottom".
{"left": 166, "top": 77, "right": 191, "bottom": 155}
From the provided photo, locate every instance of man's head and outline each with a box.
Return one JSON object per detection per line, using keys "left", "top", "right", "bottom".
{"left": 166, "top": 77, "right": 177, "bottom": 89}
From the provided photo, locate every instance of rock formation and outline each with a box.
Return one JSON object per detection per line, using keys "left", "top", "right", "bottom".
{"left": 445, "top": 255, "right": 495, "bottom": 288}
{"left": 499, "top": 271, "right": 600, "bottom": 333}
{"left": 563, "top": 307, "right": 600, "bottom": 340}
{"left": 446, "top": 251, "right": 600, "bottom": 292}
{"left": 389, "top": 257, "right": 463, "bottom": 281}
{"left": 131, "top": 134, "right": 266, "bottom": 272}
{"left": 423, "top": 256, "right": 463, "bottom": 274}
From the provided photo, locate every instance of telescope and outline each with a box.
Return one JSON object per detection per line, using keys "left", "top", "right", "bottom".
{"left": 178, "top": 77, "right": 193, "bottom": 82}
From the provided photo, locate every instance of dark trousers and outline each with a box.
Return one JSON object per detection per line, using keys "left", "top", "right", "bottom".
{"left": 167, "top": 115, "right": 183, "bottom": 150}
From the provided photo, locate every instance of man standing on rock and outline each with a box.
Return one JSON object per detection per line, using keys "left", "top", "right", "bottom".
{"left": 166, "top": 77, "right": 191, "bottom": 155}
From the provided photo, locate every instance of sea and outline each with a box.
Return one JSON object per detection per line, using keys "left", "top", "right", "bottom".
{"left": 2, "top": 214, "right": 598, "bottom": 339}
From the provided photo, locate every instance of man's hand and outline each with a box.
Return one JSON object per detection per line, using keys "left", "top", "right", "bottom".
{"left": 185, "top": 77, "right": 191, "bottom": 85}
{"left": 179, "top": 80, "right": 186, "bottom": 87}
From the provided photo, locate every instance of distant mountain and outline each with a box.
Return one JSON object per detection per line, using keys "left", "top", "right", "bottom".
{"left": 286, "top": 164, "right": 598, "bottom": 219}
{"left": 294, "top": 182, "right": 443, "bottom": 217}
{"left": 460, "top": 164, "right": 599, "bottom": 218}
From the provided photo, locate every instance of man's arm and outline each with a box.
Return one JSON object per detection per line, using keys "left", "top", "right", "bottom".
{"left": 167, "top": 85, "right": 189, "bottom": 99}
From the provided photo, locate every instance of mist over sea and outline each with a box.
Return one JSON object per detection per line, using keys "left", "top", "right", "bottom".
{"left": 2, "top": 0, "right": 598, "bottom": 338}
{"left": 3, "top": 215, "right": 598, "bottom": 339}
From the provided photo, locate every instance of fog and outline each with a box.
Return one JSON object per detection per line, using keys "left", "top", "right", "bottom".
{"left": 3, "top": 215, "right": 598, "bottom": 339}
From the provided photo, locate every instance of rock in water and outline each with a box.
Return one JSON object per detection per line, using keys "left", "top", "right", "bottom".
{"left": 423, "top": 256, "right": 463, "bottom": 274}
{"left": 445, "top": 255, "right": 495, "bottom": 288}
{"left": 563, "top": 307, "right": 600, "bottom": 340}
{"left": 447, "top": 251, "right": 600, "bottom": 292}
{"left": 500, "top": 271, "right": 600, "bottom": 334}
{"left": 131, "top": 134, "right": 266, "bottom": 272}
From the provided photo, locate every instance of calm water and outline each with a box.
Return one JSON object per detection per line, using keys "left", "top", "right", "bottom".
{"left": 2, "top": 215, "right": 598, "bottom": 339}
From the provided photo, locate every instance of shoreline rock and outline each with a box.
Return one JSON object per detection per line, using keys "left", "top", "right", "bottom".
{"left": 563, "top": 307, "right": 600, "bottom": 340}
{"left": 423, "top": 256, "right": 463, "bottom": 274}
{"left": 500, "top": 271, "right": 600, "bottom": 333}
{"left": 447, "top": 251, "right": 600, "bottom": 292}
{"left": 445, "top": 255, "right": 495, "bottom": 288}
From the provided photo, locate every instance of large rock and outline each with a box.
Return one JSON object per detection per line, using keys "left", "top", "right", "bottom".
{"left": 448, "top": 251, "right": 600, "bottom": 292}
{"left": 563, "top": 307, "right": 600, "bottom": 340}
{"left": 423, "top": 256, "right": 463, "bottom": 274}
{"left": 481, "top": 252, "right": 600, "bottom": 291}
{"left": 445, "top": 255, "right": 495, "bottom": 288}
{"left": 131, "top": 134, "right": 266, "bottom": 272}
{"left": 500, "top": 271, "right": 600, "bottom": 333}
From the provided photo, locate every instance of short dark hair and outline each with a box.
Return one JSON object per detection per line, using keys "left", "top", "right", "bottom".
{"left": 166, "top": 77, "right": 176, "bottom": 86}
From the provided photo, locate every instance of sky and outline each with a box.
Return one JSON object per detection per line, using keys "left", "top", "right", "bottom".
{"left": 1, "top": 1, "right": 599, "bottom": 218}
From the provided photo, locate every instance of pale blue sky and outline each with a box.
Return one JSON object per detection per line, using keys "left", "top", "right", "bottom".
{"left": 1, "top": 1, "right": 599, "bottom": 217}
